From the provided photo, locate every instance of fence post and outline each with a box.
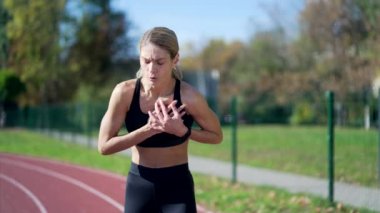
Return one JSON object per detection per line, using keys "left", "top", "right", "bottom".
{"left": 326, "top": 91, "right": 335, "bottom": 204}
{"left": 231, "top": 96, "right": 238, "bottom": 183}
{"left": 86, "top": 101, "right": 94, "bottom": 149}
{"left": 378, "top": 88, "right": 380, "bottom": 187}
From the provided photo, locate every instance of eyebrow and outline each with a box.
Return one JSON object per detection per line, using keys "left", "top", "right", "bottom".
{"left": 141, "top": 56, "right": 167, "bottom": 62}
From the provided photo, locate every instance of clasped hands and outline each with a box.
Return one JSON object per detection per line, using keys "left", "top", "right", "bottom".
{"left": 147, "top": 99, "right": 187, "bottom": 136}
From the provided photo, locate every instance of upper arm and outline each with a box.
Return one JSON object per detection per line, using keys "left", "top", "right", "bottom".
{"left": 98, "top": 81, "right": 133, "bottom": 144}
{"left": 182, "top": 83, "right": 222, "bottom": 142}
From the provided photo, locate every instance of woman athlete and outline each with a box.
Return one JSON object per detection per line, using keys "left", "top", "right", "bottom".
{"left": 98, "top": 26, "right": 223, "bottom": 213}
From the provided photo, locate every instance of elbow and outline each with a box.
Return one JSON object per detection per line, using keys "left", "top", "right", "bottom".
{"left": 98, "top": 147, "right": 112, "bottom": 155}
{"left": 98, "top": 141, "right": 111, "bottom": 155}
{"left": 216, "top": 136, "right": 223, "bottom": 144}
{"left": 212, "top": 132, "right": 223, "bottom": 144}
{"left": 98, "top": 146, "right": 107, "bottom": 155}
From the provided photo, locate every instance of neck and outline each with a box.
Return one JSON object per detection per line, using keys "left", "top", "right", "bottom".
{"left": 141, "top": 77, "right": 176, "bottom": 98}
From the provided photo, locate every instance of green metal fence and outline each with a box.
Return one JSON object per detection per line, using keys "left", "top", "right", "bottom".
{"left": 2, "top": 93, "right": 379, "bottom": 206}
{"left": 4, "top": 102, "right": 107, "bottom": 137}
{"left": 0, "top": 93, "right": 379, "bottom": 212}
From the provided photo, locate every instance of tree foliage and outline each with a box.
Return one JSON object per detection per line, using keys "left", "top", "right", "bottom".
{"left": 2, "top": 0, "right": 133, "bottom": 105}
{"left": 66, "top": 0, "right": 131, "bottom": 89}
{"left": 0, "top": 1, "right": 10, "bottom": 68}
{"left": 0, "top": 69, "right": 25, "bottom": 103}
{"left": 4, "top": 0, "right": 68, "bottom": 105}
{"left": 299, "top": 0, "right": 375, "bottom": 102}
{"left": 181, "top": 0, "right": 379, "bottom": 124}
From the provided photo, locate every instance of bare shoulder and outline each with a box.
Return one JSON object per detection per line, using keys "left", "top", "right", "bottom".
{"left": 114, "top": 79, "right": 137, "bottom": 95}
{"left": 180, "top": 80, "right": 219, "bottom": 128}
{"left": 108, "top": 79, "right": 137, "bottom": 111}
{"left": 180, "top": 81, "right": 206, "bottom": 108}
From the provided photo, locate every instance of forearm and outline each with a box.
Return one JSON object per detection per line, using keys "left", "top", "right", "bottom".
{"left": 190, "top": 128, "right": 223, "bottom": 144}
{"left": 98, "top": 125, "right": 155, "bottom": 155}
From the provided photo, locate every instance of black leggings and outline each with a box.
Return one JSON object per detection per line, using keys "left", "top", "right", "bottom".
{"left": 124, "top": 162, "right": 196, "bottom": 213}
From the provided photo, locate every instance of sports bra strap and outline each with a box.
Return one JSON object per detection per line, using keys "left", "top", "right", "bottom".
{"left": 174, "top": 78, "right": 181, "bottom": 102}
{"left": 132, "top": 78, "right": 142, "bottom": 105}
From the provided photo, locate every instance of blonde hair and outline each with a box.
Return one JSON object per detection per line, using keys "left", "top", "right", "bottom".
{"left": 136, "top": 27, "right": 182, "bottom": 79}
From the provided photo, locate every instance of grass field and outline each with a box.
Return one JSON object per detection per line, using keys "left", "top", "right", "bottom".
{"left": 189, "top": 125, "right": 378, "bottom": 187}
{"left": 0, "top": 129, "right": 376, "bottom": 213}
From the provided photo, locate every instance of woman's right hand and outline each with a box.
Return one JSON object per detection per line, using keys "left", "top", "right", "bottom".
{"left": 147, "top": 99, "right": 187, "bottom": 136}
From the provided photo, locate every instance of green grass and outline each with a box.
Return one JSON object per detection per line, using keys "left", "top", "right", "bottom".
{"left": 0, "top": 129, "right": 130, "bottom": 175}
{"left": 0, "top": 129, "right": 376, "bottom": 213}
{"left": 189, "top": 125, "right": 378, "bottom": 187}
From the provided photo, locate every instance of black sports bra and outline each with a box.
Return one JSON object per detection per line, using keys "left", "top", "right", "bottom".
{"left": 125, "top": 78, "right": 194, "bottom": 147}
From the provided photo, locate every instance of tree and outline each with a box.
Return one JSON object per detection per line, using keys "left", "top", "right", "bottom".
{"left": 0, "top": 68, "right": 25, "bottom": 114}
{"left": 0, "top": 1, "right": 10, "bottom": 68}
{"left": 65, "top": 0, "right": 132, "bottom": 100}
{"left": 230, "top": 28, "right": 289, "bottom": 100}
{"left": 181, "top": 39, "right": 244, "bottom": 115}
{"left": 299, "top": 0, "right": 373, "bottom": 100}
{"left": 4, "top": 0, "right": 69, "bottom": 105}
{"left": 354, "top": 0, "right": 380, "bottom": 72}
{"left": 296, "top": 0, "right": 380, "bottom": 127}
{"left": 3, "top": 0, "right": 133, "bottom": 104}
{"left": 179, "top": 42, "right": 202, "bottom": 71}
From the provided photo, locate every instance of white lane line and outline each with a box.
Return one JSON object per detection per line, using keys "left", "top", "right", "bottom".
{"left": 0, "top": 153, "right": 125, "bottom": 181}
{"left": 196, "top": 204, "right": 215, "bottom": 213}
{"left": 0, "top": 159, "right": 123, "bottom": 212}
{"left": 0, "top": 173, "right": 48, "bottom": 213}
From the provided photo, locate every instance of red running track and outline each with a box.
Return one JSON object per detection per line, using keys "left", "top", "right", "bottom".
{"left": 0, "top": 153, "right": 210, "bottom": 213}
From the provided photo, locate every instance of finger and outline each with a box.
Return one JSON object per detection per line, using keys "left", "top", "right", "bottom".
{"left": 148, "top": 111, "right": 156, "bottom": 126}
{"left": 170, "top": 103, "right": 187, "bottom": 118}
{"left": 175, "top": 104, "right": 187, "bottom": 117}
{"left": 179, "top": 109, "right": 186, "bottom": 117}
{"left": 178, "top": 104, "right": 186, "bottom": 113}
{"left": 148, "top": 111, "right": 164, "bottom": 130}
{"left": 169, "top": 104, "right": 179, "bottom": 117}
{"left": 167, "top": 100, "right": 177, "bottom": 109}
{"left": 148, "top": 111, "right": 158, "bottom": 121}
{"left": 148, "top": 110, "right": 155, "bottom": 117}
{"left": 166, "top": 100, "right": 177, "bottom": 116}
{"left": 167, "top": 102, "right": 183, "bottom": 117}
{"left": 158, "top": 99, "right": 169, "bottom": 120}
{"left": 154, "top": 101, "right": 164, "bottom": 122}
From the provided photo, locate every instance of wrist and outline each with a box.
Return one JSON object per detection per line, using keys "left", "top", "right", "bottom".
{"left": 143, "top": 124, "right": 159, "bottom": 136}
{"left": 179, "top": 127, "right": 191, "bottom": 140}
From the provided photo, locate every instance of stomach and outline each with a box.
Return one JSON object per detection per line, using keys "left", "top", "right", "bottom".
{"left": 131, "top": 141, "right": 189, "bottom": 168}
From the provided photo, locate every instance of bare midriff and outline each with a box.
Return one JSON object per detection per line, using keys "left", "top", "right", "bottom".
{"left": 131, "top": 141, "right": 189, "bottom": 168}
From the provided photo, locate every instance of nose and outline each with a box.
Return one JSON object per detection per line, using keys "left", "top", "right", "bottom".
{"left": 147, "top": 62, "right": 158, "bottom": 74}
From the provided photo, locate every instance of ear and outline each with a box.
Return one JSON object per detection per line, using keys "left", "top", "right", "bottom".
{"left": 173, "top": 53, "right": 179, "bottom": 67}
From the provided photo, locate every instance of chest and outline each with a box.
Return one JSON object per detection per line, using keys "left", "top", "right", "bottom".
{"left": 139, "top": 94, "right": 175, "bottom": 114}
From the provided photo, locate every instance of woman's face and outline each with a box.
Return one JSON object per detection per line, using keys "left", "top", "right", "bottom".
{"left": 139, "top": 42, "right": 177, "bottom": 84}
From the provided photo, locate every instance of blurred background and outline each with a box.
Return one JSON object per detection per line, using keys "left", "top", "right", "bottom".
{"left": 1, "top": 0, "right": 379, "bottom": 128}
{"left": 0, "top": 0, "right": 379, "bottom": 212}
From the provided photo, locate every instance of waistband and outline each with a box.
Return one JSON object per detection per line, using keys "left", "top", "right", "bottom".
{"left": 129, "top": 162, "right": 190, "bottom": 179}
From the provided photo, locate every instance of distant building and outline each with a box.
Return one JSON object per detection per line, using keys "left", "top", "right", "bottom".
{"left": 183, "top": 70, "right": 220, "bottom": 113}
{"left": 373, "top": 76, "right": 380, "bottom": 97}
